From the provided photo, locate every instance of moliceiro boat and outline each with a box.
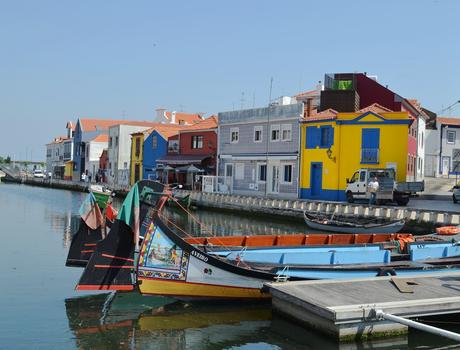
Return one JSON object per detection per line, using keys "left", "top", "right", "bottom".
{"left": 69, "top": 180, "right": 460, "bottom": 300}
{"left": 303, "top": 211, "right": 405, "bottom": 234}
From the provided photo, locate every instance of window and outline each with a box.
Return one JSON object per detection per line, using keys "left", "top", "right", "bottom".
{"left": 257, "top": 164, "right": 267, "bottom": 182}
{"left": 453, "top": 160, "right": 460, "bottom": 173}
{"left": 135, "top": 138, "right": 141, "bottom": 157}
{"left": 281, "top": 124, "right": 292, "bottom": 141}
{"left": 109, "top": 137, "right": 112, "bottom": 147}
{"left": 282, "top": 164, "right": 293, "bottom": 184}
{"left": 235, "top": 163, "right": 244, "bottom": 180}
{"left": 152, "top": 136, "right": 158, "bottom": 149}
{"left": 447, "top": 130, "right": 456, "bottom": 144}
{"left": 115, "top": 136, "right": 119, "bottom": 146}
{"left": 230, "top": 127, "right": 239, "bottom": 143}
{"left": 254, "top": 126, "right": 263, "bottom": 143}
{"left": 320, "top": 126, "right": 333, "bottom": 148}
{"left": 271, "top": 125, "right": 280, "bottom": 142}
{"left": 361, "top": 128, "right": 380, "bottom": 163}
{"left": 124, "top": 162, "right": 128, "bottom": 169}
{"left": 109, "top": 162, "right": 111, "bottom": 169}
{"left": 359, "top": 171, "right": 366, "bottom": 182}
{"left": 271, "top": 124, "right": 280, "bottom": 142}
{"left": 306, "top": 125, "right": 334, "bottom": 149}
{"left": 191, "top": 135, "right": 204, "bottom": 149}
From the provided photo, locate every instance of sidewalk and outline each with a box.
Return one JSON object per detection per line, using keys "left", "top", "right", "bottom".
{"left": 419, "top": 177, "right": 456, "bottom": 200}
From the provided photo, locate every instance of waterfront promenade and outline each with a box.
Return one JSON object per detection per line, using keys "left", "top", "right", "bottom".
{"left": 2, "top": 175, "right": 459, "bottom": 232}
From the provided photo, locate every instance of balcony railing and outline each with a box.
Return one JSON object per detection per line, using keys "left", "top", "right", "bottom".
{"left": 361, "top": 148, "right": 379, "bottom": 164}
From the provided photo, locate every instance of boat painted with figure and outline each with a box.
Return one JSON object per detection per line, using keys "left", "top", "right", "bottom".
{"left": 303, "top": 211, "right": 405, "bottom": 234}
{"left": 68, "top": 180, "right": 460, "bottom": 300}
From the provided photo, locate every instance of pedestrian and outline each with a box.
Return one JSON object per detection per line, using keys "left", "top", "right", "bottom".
{"left": 368, "top": 177, "right": 379, "bottom": 206}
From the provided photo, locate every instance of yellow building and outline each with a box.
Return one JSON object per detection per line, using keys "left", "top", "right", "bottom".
{"left": 299, "top": 109, "right": 410, "bottom": 201}
{"left": 130, "top": 131, "right": 146, "bottom": 186}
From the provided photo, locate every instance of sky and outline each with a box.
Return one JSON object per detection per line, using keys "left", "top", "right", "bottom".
{"left": 1, "top": 0, "right": 459, "bottom": 161}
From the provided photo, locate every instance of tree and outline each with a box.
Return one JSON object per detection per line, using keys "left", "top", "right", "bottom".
{"left": 5, "top": 156, "right": 11, "bottom": 164}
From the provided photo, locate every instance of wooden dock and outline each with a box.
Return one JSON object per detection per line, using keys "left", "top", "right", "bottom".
{"left": 266, "top": 272, "right": 460, "bottom": 341}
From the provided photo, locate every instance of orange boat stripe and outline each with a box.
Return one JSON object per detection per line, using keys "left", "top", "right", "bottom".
{"left": 76, "top": 285, "right": 134, "bottom": 291}
{"left": 101, "top": 254, "right": 134, "bottom": 262}
{"left": 81, "top": 250, "right": 94, "bottom": 253}
{"left": 94, "top": 265, "right": 134, "bottom": 269}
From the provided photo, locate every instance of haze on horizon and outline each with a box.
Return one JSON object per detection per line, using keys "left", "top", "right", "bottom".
{"left": 1, "top": 0, "right": 459, "bottom": 161}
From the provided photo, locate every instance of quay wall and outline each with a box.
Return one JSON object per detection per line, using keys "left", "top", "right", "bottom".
{"left": 2, "top": 177, "right": 459, "bottom": 230}
{"left": 174, "top": 189, "right": 460, "bottom": 230}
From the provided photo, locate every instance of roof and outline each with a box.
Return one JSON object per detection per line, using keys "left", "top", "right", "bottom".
{"left": 79, "top": 118, "right": 158, "bottom": 132}
{"left": 47, "top": 136, "right": 69, "bottom": 145}
{"left": 91, "top": 134, "right": 109, "bottom": 143}
{"left": 358, "top": 103, "right": 393, "bottom": 114}
{"left": 164, "top": 111, "right": 203, "bottom": 125}
{"left": 294, "top": 89, "right": 319, "bottom": 99}
{"left": 303, "top": 108, "right": 338, "bottom": 122}
{"left": 132, "top": 124, "right": 189, "bottom": 139}
{"left": 405, "top": 99, "right": 429, "bottom": 121}
{"left": 180, "top": 115, "right": 218, "bottom": 132}
{"left": 437, "top": 117, "right": 460, "bottom": 126}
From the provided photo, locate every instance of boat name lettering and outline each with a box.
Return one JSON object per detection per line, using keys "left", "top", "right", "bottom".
{"left": 191, "top": 250, "right": 208, "bottom": 262}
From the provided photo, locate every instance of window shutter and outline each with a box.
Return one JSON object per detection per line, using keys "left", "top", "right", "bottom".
{"left": 306, "top": 127, "right": 319, "bottom": 149}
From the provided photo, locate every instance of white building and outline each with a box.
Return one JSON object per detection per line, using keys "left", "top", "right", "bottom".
{"left": 425, "top": 117, "right": 460, "bottom": 177}
{"left": 107, "top": 124, "right": 156, "bottom": 188}
{"left": 83, "top": 133, "right": 108, "bottom": 182}
{"left": 45, "top": 122, "right": 74, "bottom": 179}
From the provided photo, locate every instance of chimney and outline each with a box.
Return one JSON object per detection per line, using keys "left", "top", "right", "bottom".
{"left": 155, "top": 108, "right": 166, "bottom": 123}
{"left": 306, "top": 98, "right": 313, "bottom": 117}
{"left": 171, "top": 111, "right": 176, "bottom": 124}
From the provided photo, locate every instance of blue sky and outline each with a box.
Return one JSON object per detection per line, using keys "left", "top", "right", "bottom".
{"left": 1, "top": 0, "right": 459, "bottom": 160}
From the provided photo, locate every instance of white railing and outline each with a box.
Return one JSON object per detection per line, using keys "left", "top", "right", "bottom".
{"left": 201, "top": 175, "right": 233, "bottom": 194}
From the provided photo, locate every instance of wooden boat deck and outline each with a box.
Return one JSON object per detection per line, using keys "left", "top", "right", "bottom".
{"left": 186, "top": 233, "right": 413, "bottom": 247}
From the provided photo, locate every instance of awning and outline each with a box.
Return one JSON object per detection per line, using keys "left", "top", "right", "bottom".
{"left": 156, "top": 154, "right": 210, "bottom": 165}
{"left": 175, "top": 165, "right": 204, "bottom": 173}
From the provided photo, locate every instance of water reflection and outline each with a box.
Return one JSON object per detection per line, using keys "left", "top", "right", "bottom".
{"left": 163, "top": 207, "right": 311, "bottom": 237}
{"left": 65, "top": 292, "right": 276, "bottom": 350}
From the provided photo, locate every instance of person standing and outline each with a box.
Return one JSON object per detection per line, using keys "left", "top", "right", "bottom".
{"left": 368, "top": 177, "right": 379, "bottom": 205}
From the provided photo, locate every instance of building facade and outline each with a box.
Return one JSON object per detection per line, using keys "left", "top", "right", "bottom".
{"left": 156, "top": 116, "right": 218, "bottom": 189}
{"left": 218, "top": 104, "right": 303, "bottom": 198}
{"left": 107, "top": 123, "right": 156, "bottom": 188}
{"left": 425, "top": 117, "right": 460, "bottom": 176}
{"left": 83, "top": 134, "right": 108, "bottom": 182}
{"left": 299, "top": 110, "right": 410, "bottom": 201}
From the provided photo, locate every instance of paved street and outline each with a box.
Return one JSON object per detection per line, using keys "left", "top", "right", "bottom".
{"left": 408, "top": 198, "right": 459, "bottom": 212}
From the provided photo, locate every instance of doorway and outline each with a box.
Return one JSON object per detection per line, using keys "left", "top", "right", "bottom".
{"left": 310, "top": 162, "right": 323, "bottom": 197}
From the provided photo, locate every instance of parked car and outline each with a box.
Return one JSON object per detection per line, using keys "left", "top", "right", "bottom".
{"left": 453, "top": 185, "right": 460, "bottom": 204}
{"left": 33, "top": 169, "right": 45, "bottom": 178}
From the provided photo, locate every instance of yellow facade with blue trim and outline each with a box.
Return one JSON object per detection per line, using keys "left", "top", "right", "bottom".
{"left": 299, "top": 111, "right": 410, "bottom": 201}
{"left": 130, "top": 133, "right": 144, "bottom": 186}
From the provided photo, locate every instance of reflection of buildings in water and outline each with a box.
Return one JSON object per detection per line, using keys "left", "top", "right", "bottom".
{"left": 64, "top": 292, "right": 272, "bottom": 350}
{"left": 163, "top": 207, "right": 309, "bottom": 237}
{"left": 43, "top": 208, "right": 80, "bottom": 248}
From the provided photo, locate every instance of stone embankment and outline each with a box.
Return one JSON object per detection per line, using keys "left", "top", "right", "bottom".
{"left": 175, "top": 190, "right": 460, "bottom": 232}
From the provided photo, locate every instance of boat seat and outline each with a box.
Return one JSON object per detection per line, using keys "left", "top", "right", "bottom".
{"left": 408, "top": 242, "right": 460, "bottom": 261}
{"left": 332, "top": 250, "right": 390, "bottom": 264}
{"left": 445, "top": 245, "right": 460, "bottom": 258}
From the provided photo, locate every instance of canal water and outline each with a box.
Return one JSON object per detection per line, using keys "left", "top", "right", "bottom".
{"left": 0, "top": 183, "right": 458, "bottom": 349}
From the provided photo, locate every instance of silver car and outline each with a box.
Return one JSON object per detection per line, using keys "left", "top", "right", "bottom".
{"left": 453, "top": 185, "right": 460, "bottom": 204}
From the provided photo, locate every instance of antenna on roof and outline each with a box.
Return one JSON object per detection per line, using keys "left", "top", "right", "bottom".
{"left": 240, "top": 92, "right": 245, "bottom": 110}
{"left": 437, "top": 100, "right": 460, "bottom": 115}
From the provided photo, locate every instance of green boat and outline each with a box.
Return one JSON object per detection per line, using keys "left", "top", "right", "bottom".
{"left": 167, "top": 194, "right": 191, "bottom": 209}
{"left": 89, "top": 185, "right": 112, "bottom": 209}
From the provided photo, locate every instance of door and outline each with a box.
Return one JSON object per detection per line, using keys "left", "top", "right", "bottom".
{"left": 355, "top": 170, "right": 368, "bottom": 199}
{"left": 134, "top": 164, "right": 140, "bottom": 182}
{"left": 224, "top": 163, "right": 233, "bottom": 193}
{"left": 310, "top": 163, "right": 322, "bottom": 197}
{"left": 268, "top": 164, "right": 280, "bottom": 194}
{"left": 442, "top": 157, "right": 450, "bottom": 176}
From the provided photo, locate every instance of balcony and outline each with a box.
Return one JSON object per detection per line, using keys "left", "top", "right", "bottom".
{"left": 361, "top": 148, "right": 379, "bottom": 164}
